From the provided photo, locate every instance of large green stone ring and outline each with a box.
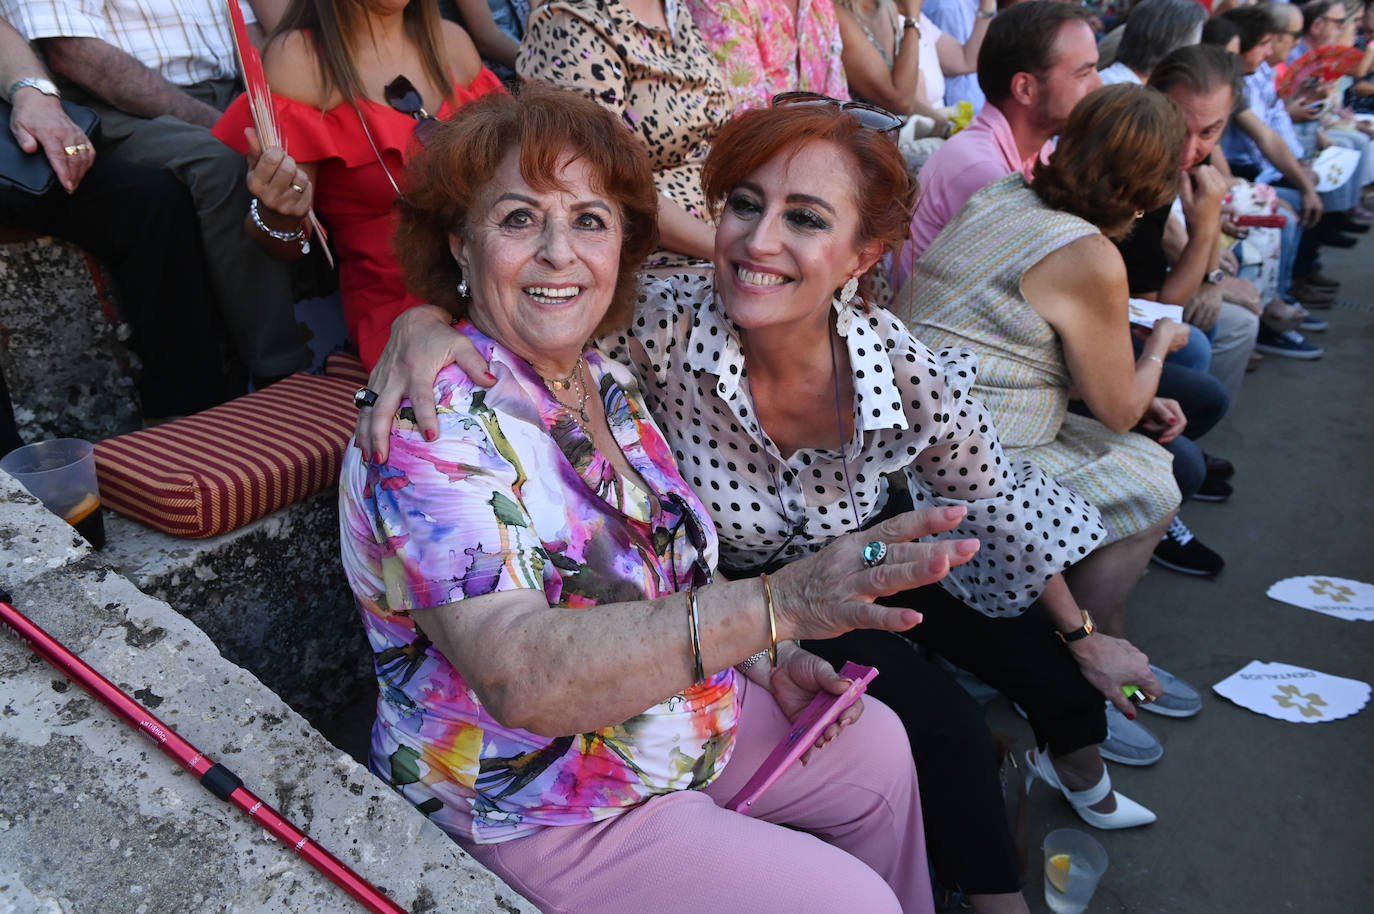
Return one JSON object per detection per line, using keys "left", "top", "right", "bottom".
{"left": 862, "top": 541, "right": 888, "bottom": 568}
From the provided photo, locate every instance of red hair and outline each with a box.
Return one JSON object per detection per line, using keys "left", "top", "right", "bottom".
{"left": 701, "top": 104, "right": 915, "bottom": 260}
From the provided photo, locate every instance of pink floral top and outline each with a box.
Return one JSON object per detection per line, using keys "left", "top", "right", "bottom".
{"left": 339, "top": 323, "right": 738, "bottom": 844}
{"left": 686, "top": 0, "right": 849, "bottom": 111}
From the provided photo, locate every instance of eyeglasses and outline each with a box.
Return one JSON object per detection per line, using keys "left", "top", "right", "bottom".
{"left": 385, "top": 75, "right": 439, "bottom": 145}
{"left": 661, "top": 493, "right": 713, "bottom": 591}
{"left": 771, "top": 92, "right": 904, "bottom": 134}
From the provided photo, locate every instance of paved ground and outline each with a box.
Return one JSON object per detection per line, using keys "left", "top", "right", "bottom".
{"left": 1000, "top": 234, "right": 1374, "bottom": 913}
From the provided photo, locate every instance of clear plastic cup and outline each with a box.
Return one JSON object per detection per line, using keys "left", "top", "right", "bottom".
{"left": 1, "top": 438, "right": 105, "bottom": 548}
{"left": 1043, "top": 828, "right": 1109, "bottom": 914}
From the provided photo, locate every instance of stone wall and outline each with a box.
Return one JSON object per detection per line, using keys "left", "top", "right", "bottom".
{"left": 0, "top": 471, "right": 536, "bottom": 914}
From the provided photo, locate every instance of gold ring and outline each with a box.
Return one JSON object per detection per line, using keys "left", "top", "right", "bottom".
{"left": 63, "top": 143, "right": 91, "bottom": 156}
{"left": 291, "top": 183, "right": 305, "bottom": 193}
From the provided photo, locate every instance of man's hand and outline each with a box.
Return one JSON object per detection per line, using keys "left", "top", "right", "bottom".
{"left": 1218, "top": 276, "right": 1262, "bottom": 314}
{"left": 9, "top": 86, "right": 94, "bottom": 192}
{"left": 1182, "top": 281, "right": 1223, "bottom": 332}
{"left": 1067, "top": 633, "right": 1163, "bottom": 716}
{"left": 1300, "top": 185, "right": 1324, "bottom": 227}
{"left": 1178, "top": 163, "right": 1228, "bottom": 231}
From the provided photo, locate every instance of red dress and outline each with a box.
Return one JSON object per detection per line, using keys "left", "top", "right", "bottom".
{"left": 214, "top": 69, "right": 504, "bottom": 368}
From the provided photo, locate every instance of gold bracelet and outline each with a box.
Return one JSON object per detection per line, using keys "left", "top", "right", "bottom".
{"left": 686, "top": 588, "right": 704, "bottom": 684}
{"left": 760, "top": 573, "right": 779, "bottom": 669}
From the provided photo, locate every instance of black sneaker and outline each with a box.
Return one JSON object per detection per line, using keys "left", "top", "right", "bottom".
{"left": 1151, "top": 517, "right": 1225, "bottom": 576}
{"left": 1194, "top": 473, "right": 1233, "bottom": 502}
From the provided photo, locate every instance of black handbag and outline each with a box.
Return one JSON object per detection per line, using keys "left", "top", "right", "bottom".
{"left": 0, "top": 97, "right": 101, "bottom": 195}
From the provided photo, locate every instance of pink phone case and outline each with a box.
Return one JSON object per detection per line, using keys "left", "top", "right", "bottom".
{"left": 725, "top": 662, "right": 879, "bottom": 812}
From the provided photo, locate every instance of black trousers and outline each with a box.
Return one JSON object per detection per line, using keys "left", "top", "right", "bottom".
{"left": 805, "top": 628, "right": 1023, "bottom": 896}
{"left": 0, "top": 153, "right": 229, "bottom": 448}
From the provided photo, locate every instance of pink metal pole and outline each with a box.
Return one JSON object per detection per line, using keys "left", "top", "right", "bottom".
{"left": 0, "top": 592, "right": 407, "bottom": 914}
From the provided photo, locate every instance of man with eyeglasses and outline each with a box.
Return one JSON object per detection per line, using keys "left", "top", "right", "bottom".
{"left": 1289, "top": 0, "right": 1352, "bottom": 65}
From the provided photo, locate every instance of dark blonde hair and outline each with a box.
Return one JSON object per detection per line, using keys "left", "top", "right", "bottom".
{"left": 393, "top": 83, "right": 659, "bottom": 335}
{"left": 272, "top": 0, "right": 452, "bottom": 105}
{"left": 702, "top": 103, "right": 915, "bottom": 262}
{"left": 1032, "top": 84, "right": 1185, "bottom": 235}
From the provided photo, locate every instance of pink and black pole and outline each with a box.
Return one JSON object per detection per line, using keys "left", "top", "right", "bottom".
{"left": 0, "top": 590, "right": 407, "bottom": 914}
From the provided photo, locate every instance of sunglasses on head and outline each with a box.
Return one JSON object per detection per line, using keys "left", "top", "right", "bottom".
{"left": 385, "top": 75, "right": 439, "bottom": 145}
{"left": 771, "top": 92, "right": 904, "bottom": 134}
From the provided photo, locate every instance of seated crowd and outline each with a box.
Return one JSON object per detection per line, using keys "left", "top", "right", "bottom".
{"left": 4, "top": 0, "right": 1370, "bottom": 911}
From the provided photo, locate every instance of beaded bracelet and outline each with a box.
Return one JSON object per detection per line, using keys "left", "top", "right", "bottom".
{"left": 249, "top": 198, "right": 310, "bottom": 255}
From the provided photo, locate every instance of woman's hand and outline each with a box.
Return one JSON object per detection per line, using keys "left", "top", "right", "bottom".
{"left": 1138, "top": 397, "right": 1186, "bottom": 445}
{"left": 768, "top": 644, "right": 864, "bottom": 764}
{"left": 1149, "top": 317, "right": 1192, "bottom": 354}
{"left": 355, "top": 305, "right": 495, "bottom": 462}
{"left": 244, "top": 127, "right": 312, "bottom": 226}
{"left": 768, "top": 506, "right": 980, "bottom": 643}
{"left": 1066, "top": 633, "right": 1162, "bottom": 717}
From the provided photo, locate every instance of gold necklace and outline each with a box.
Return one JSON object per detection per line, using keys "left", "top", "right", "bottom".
{"left": 541, "top": 355, "right": 591, "bottom": 425}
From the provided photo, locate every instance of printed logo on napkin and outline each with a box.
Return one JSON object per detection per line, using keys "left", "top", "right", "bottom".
{"left": 1127, "top": 298, "right": 1184, "bottom": 329}
{"left": 1266, "top": 576, "right": 1374, "bottom": 621}
{"left": 1311, "top": 146, "right": 1361, "bottom": 193}
{"left": 1213, "top": 661, "right": 1370, "bottom": 723}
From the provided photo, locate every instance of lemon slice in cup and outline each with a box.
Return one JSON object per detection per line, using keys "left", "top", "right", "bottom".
{"left": 1047, "top": 853, "right": 1072, "bottom": 893}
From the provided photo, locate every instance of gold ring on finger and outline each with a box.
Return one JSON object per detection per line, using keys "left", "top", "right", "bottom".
{"left": 291, "top": 183, "right": 306, "bottom": 194}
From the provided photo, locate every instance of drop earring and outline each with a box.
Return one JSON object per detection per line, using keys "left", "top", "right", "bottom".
{"left": 837, "top": 276, "right": 859, "bottom": 308}
{"left": 457, "top": 277, "right": 470, "bottom": 299}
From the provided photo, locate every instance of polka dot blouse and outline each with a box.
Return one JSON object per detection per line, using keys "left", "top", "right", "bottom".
{"left": 603, "top": 271, "right": 1106, "bottom": 617}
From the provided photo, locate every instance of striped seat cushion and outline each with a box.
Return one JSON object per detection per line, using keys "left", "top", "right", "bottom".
{"left": 94, "top": 355, "right": 367, "bottom": 538}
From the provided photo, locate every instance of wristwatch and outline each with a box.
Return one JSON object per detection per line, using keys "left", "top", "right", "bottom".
{"left": 977, "top": 7, "right": 997, "bottom": 18}
{"left": 7, "top": 77, "right": 61, "bottom": 103}
{"left": 1056, "top": 610, "right": 1095, "bottom": 643}
{"left": 1205, "top": 268, "right": 1225, "bottom": 285}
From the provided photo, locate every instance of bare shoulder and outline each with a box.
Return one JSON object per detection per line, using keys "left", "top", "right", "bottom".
{"left": 263, "top": 30, "right": 334, "bottom": 108}
{"left": 1021, "top": 233, "right": 1128, "bottom": 327}
{"left": 439, "top": 20, "right": 483, "bottom": 84}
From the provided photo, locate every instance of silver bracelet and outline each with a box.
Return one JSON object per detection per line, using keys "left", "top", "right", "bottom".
{"left": 739, "top": 651, "right": 769, "bottom": 670}
{"left": 249, "top": 198, "right": 310, "bottom": 254}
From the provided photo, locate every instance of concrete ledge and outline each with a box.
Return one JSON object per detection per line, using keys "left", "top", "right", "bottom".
{"left": 0, "top": 474, "right": 536, "bottom": 914}
{"left": 99, "top": 489, "right": 372, "bottom": 726}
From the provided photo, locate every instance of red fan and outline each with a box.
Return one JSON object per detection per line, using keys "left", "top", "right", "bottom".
{"left": 226, "top": 1, "right": 333, "bottom": 266}
{"left": 1278, "top": 45, "right": 1365, "bottom": 99}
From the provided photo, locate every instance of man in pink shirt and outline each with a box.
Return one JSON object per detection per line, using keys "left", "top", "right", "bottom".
{"left": 897, "top": 1, "right": 1101, "bottom": 285}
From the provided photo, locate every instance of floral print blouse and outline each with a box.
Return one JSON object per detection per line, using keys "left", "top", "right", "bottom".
{"left": 517, "top": 0, "right": 732, "bottom": 266}
{"left": 339, "top": 322, "right": 737, "bottom": 844}
{"left": 685, "top": 0, "right": 849, "bottom": 111}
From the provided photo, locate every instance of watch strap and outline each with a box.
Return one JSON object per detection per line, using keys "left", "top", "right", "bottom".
{"left": 1056, "top": 610, "right": 1094, "bottom": 643}
{"left": 7, "top": 77, "right": 61, "bottom": 102}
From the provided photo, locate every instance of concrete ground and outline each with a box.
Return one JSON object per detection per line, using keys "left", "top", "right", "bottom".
{"left": 998, "top": 235, "right": 1374, "bottom": 913}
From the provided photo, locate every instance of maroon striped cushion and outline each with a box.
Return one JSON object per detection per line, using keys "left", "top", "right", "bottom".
{"left": 325, "top": 350, "right": 369, "bottom": 387}
{"left": 94, "top": 372, "right": 360, "bottom": 538}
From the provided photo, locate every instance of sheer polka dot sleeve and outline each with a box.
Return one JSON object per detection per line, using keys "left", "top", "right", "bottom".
{"left": 882, "top": 317, "right": 1106, "bottom": 615}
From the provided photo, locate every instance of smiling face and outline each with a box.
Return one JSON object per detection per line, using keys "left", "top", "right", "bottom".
{"left": 713, "top": 140, "right": 881, "bottom": 336}
{"left": 1169, "top": 83, "right": 1235, "bottom": 168}
{"left": 452, "top": 148, "right": 624, "bottom": 375}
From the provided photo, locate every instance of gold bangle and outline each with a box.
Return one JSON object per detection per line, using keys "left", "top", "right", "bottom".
{"left": 761, "top": 573, "right": 779, "bottom": 669}
{"left": 686, "top": 588, "right": 704, "bottom": 684}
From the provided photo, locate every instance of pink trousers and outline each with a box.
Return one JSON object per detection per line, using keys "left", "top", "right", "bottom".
{"left": 459, "top": 678, "right": 934, "bottom": 913}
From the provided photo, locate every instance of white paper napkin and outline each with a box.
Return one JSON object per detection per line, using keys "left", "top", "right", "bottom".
{"left": 1212, "top": 661, "right": 1370, "bottom": 723}
{"left": 1266, "top": 576, "right": 1374, "bottom": 621}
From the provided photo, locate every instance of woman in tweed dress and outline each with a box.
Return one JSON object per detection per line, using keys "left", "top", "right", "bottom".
{"left": 899, "top": 84, "right": 1195, "bottom": 700}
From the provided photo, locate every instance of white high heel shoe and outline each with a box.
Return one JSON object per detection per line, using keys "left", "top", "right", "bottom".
{"left": 1024, "top": 750, "right": 1157, "bottom": 830}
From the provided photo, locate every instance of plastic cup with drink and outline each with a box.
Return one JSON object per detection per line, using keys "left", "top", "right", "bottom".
{"left": 1043, "top": 827, "right": 1108, "bottom": 914}
{"left": 1, "top": 438, "right": 106, "bottom": 548}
